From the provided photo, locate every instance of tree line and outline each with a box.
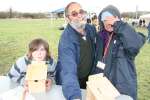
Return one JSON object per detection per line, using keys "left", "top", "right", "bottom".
{"left": 0, "top": 8, "right": 48, "bottom": 19}
{"left": 121, "top": 11, "right": 150, "bottom": 19}
{"left": 0, "top": 8, "right": 150, "bottom": 19}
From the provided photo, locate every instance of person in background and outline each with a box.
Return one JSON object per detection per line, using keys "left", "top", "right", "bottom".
{"left": 86, "top": 18, "right": 91, "bottom": 24}
{"left": 55, "top": 2, "right": 102, "bottom": 100}
{"left": 97, "top": 5, "right": 145, "bottom": 100}
{"left": 147, "top": 22, "right": 150, "bottom": 43}
{"left": 91, "top": 14, "right": 99, "bottom": 32}
{"left": 139, "top": 19, "right": 142, "bottom": 27}
{"left": 142, "top": 19, "right": 146, "bottom": 27}
{"left": 8, "top": 38, "right": 56, "bottom": 91}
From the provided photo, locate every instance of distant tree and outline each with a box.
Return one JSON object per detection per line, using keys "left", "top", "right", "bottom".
{"left": 121, "top": 12, "right": 137, "bottom": 18}
{"left": 121, "top": 11, "right": 150, "bottom": 19}
{"left": 0, "top": 12, "right": 9, "bottom": 18}
{"left": 9, "top": 7, "right": 13, "bottom": 18}
{"left": 22, "top": 13, "right": 47, "bottom": 19}
{"left": 0, "top": 10, "right": 49, "bottom": 19}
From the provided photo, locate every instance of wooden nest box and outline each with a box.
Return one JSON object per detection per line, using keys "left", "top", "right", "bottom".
{"left": 25, "top": 61, "right": 48, "bottom": 93}
{"left": 86, "top": 73, "right": 120, "bottom": 100}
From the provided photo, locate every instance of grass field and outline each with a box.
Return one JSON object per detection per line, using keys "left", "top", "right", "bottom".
{"left": 0, "top": 19, "right": 150, "bottom": 100}
{"left": 0, "top": 19, "right": 63, "bottom": 74}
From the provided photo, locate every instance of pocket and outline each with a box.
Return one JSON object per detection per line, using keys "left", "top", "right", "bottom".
{"left": 112, "top": 46, "right": 124, "bottom": 58}
{"left": 115, "top": 58, "right": 136, "bottom": 83}
{"left": 115, "top": 80, "right": 137, "bottom": 100}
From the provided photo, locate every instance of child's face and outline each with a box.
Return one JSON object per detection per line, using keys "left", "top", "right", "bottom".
{"left": 31, "top": 45, "right": 46, "bottom": 61}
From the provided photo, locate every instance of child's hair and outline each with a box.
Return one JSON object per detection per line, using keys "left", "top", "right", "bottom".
{"left": 27, "top": 38, "right": 51, "bottom": 60}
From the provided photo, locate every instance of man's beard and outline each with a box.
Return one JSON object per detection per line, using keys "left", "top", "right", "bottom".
{"left": 70, "top": 20, "right": 86, "bottom": 30}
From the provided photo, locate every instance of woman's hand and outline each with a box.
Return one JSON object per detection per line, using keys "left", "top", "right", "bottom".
{"left": 45, "top": 79, "right": 52, "bottom": 91}
{"left": 103, "top": 16, "right": 120, "bottom": 32}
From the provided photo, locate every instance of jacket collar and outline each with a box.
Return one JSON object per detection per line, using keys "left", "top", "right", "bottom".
{"left": 65, "top": 24, "right": 81, "bottom": 44}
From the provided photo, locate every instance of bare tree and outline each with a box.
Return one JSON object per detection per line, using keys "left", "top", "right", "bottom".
{"left": 9, "top": 7, "right": 13, "bottom": 18}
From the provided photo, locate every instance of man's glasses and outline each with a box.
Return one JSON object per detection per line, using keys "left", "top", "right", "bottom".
{"left": 70, "top": 9, "right": 85, "bottom": 17}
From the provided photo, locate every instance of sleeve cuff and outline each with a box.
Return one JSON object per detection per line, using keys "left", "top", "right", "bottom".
{"left": 113, "top": 21, "right": 123, "bottom": 33}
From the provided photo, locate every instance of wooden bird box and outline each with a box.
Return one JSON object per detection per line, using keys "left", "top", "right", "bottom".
{"left": 25, "top": 61, "right": 48, "bottom": 93}
{"left": 86, "top": 73, "right": 120, "bottom": 100}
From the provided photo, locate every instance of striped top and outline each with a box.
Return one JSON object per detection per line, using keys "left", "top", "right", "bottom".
{"left": 7, "top": 56, "right": 56, "bottom": 85}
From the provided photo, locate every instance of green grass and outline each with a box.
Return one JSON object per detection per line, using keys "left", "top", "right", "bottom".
{"left": 0, "top": 19, "right": 150, "bottom": 100}
{"left": 0, "top": 19, "right": 63, "bottom": 74}
{"left": 135, "top": 27, "right": 150, "bottom": 100}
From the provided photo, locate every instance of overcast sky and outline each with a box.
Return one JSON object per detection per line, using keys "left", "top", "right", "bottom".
{"left": 0, "top": 0, "right": 150, "bottom": 14}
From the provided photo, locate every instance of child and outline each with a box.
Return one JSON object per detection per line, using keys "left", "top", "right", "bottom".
{"left": 8, "top": 38, "right": 56, "bottom": 91}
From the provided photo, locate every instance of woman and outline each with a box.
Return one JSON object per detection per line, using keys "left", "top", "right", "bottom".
{"left": 96, "top": 5, "right": 145, "bottom": 100}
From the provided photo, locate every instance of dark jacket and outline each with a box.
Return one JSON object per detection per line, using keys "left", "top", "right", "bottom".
{"left": 147, "top": 22, "right": 150, "bottom": 38}
{"left": 147, "top": 22, "right": 150, "bottom": 31}
{"left": 97, "top": 5, "right": 146, "bottom": 100}
{"left": 55, "top": 24, "right": 103, "bottom": 100}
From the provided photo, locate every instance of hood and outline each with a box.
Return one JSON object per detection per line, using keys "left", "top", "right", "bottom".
{"left": 98, "top": 5, "right": 121, "bottom": 31}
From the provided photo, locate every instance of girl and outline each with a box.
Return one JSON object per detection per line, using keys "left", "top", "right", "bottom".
{"left": 8, "top": 38, "right": 56, "bottom": 91}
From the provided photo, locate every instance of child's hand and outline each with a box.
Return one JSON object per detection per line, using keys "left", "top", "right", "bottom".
{"left": 45, "top": 79, "right": 52, "bottom": 91}
{"left": 22, "top": 81, "right": 29, "bottom": 100}
{"left": 24, "top": 80, "right": 29, "bottom": 92}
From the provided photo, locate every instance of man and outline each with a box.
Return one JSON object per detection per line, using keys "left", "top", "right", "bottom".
{"left": 55, "top": 2, "right": 102, "bottom": 100}
{"left": 97, "top": 5, "right": 146, "bottom": 100}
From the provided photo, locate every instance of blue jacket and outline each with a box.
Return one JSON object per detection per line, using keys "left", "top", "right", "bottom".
{"left": 55, "top": 24, "right": 102, "bottom": 100}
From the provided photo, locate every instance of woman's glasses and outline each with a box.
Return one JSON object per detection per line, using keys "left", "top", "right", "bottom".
{"left": 70, "top": 9, "right": 85, "bottom": 17}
